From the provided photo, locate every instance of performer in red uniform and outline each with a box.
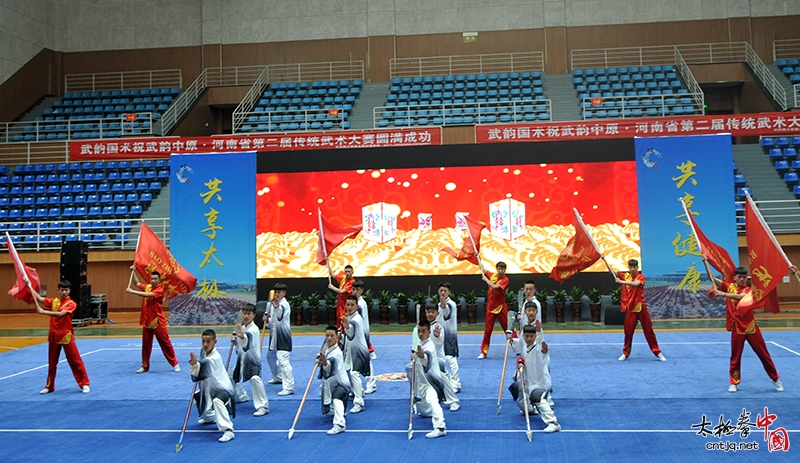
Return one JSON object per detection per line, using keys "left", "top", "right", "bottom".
{"left": 478, "top": 261, "right": 509, "bottom": 358}
{"left": 703, "top": 259, "right": 783, "bottom": 393}
{"left": 611, "top": 258, "right": 665, "bottom": 362}
{"left": 127, "top": 266, "right": 179, "bottom": 373}
{"left": 31, "top": 280, "right": 90, "bottom": 394}
{"left": 328, "top": 264, "right": 354, "bottom": 328}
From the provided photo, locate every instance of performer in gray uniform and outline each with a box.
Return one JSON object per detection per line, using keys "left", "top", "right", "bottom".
{"left": 353, "top": 281, "right": 377, "bottom": 395}
{"left": 319, "top": 325, "right": 352, "bottom": 435}
{"left": 190, "top": 329, "right": 236, "bottom": 443}
{"left": 265, "top": 283, "right": 295, "bottom": 395}
{"left": 407, "top": 319, "right": 447, "bottom": 438}
{"left": 424, "top": 303, "right": 460, "bottom": 412}
{"left": 341, "top": 295, "right": 370, "bottom": 413}
{"left": 231, "top": 303, "right": 269, "bottom": 416}
{"left": 437, "top": 282, "right": 461, "bottom": 392}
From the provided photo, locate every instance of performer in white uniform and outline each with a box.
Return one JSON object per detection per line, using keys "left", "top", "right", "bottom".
{"left": 437, "top": 282, "right": 461, "bottom": 392}
{"left": 319, "top": 325, "right": 352, "bottom": 435}
{"left": 341, "top": 295, "right": 370, "bottom": 413}
{"left": 423, "top": 303, "right": 459, "bottom": 412}
{"left": 353, "top": 281, "right": 377, "bottom": 394}
{"left": 231, "top": 303, "right": 269, "bottom": 416}
{"left": 506, "top": 325, "right": 561, "bottom": 433}
{"left": 407, "top": 319, "right": 447, "bottom": 438}
{"left": 190, "top": 329, "right": 236, "bottom": 443}
{"left": 265, "top": 283, "right": 295, "bottom": 395}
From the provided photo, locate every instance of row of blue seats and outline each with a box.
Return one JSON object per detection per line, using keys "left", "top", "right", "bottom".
{"left": 8, "top": 160, "right": 169, "bottom": 174}
{"left": 389, "top": 88, "right": 545, "bottom": 103}
{"left": 382, "top": 105, "right": 549, "bottom": 118}
{"left": 54, "top": 95, "right": 173, "bottom": 107}
{"left": 573, "top": 65, "right": 675, "bottom": 76}
{"left": 259, "top": 96, "right": 357, "bottom": 106}
{"left": 25, "top": 121, "right": 150, "bottom": 132}
{"left": 378, "top": 113, "right": 551, "bottom": 128}
{"left": 15, "top": 130, "right": 150, "bottom": 142}
{"left": 239, "top": 121, "right": 350, "bottom": 132}
{"left": 578, "top": 85, "right": 686, "bottom": 97}
{"left": 777, "top": 61, "right": 800, "bottom": 84}
{"left": 246, "top": 113, "right": 347, "bottom": 124}
{"left": 269, "top": 80, "right": 362, "bottom": 90}
{"left": 581, "top": 96, "right": 695, "bottom": 108}
{"left": 761, "top": 136, "right": 800, "bottom": 148}
{"left": 385, "top": 97, "right": 546, "bottom": 109}
{"left": 5, "top": 234, "right": 129, "bottom": 247}
{"left": 767, "top": 148, "right": 799, "bottom": 159}
{"left": 0, "top": 192, "right": 152, "bottom": 207}
{"left": 0, "top": 219, "right": 132, "bottom": 233}
{"left": 774, "top": 160, "right": 800, "bottom": 172}
{"left": 0, "top": 171, "right": 168, "bottom": 185}
{"left": 392, "top": 80, "right": 543, "bottom": 94}
{"left": 263, "top": 87, "right": 360, "bottom": 99}
{"left": 45, "top": 104, "right": 169, "bottom": 117}
{"left": 63, "top": 88, "right": 180, "bottom": 99}
{"left": 583, "top": 106, "right": 696, "bottom": 119}
{"left": 0, "top": 182, "right": 162, "bottom": 196}
{"left": 252, "top": 104, "right": 353, "bottom": 114}
{"left": 573, "top": 72, "right": 679, "bottom": 85}
{"left": 390, "top": 73, "right": 543, "bottom": 85}
{"left": 0, "top": 205, "right": 143, "bottom": 220}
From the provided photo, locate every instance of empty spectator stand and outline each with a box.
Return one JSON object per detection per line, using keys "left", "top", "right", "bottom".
{"left": 374, "top": 72, "right": 550, "bottom": 128}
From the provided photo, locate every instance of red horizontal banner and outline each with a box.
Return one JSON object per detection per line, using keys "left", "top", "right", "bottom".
{"left": 475, "top": 112, "right": 800, "bottom": 143}
{"left": 69, "top": 127, "right": 442, "bottom": 160}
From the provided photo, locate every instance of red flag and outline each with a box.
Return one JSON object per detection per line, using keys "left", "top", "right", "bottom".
{"left": 442, "top": 214, "right": 486, "bottom": 266}
{"left": 549, "top": 209, "right": 602, "bottom": 283}
{"left": 5, "top": 232, "right": 40, "bottom": 304}
{"left": 134, "top": 223, "right": 197, "bottom": 298}
{"left": 315, "top": 211, "right": 362, "bottom": 265}
{"left": 738, "top": 195, "right": 789, "bottom": 313}
{"left": 685, "top": 208, "right": 736, "bottom": 282}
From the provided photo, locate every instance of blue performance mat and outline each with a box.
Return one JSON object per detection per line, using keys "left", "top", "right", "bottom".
{"left": 0, "top": 329, "right": 798, "bottom": 462}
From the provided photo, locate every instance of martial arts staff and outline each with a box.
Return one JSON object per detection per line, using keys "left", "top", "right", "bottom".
{"left": 437, "top": 282, "right": 461, "bottom": 392}
{"left": 190, "top": 329, "right": 236, "bottom": 443}
{"left": 407, "top": 319, "right": 447, "bottom": 438}
{"left": 232, "top": 303, "right": 270, "bottom": 416}
{"left": 318, "top": 325, "right": 351, "bottom": 434}
{"left": 127, "top": 266, "right": 179, "bottom": 373}
{"left": 341, "top": 295, "right": 370, "bottom": 413}
{"left": 31, "top": 280, "right": 90, "bottom": 394}
{"left": 506, "top": 325, "right": 561, "bottom": 433}
{"left": 265, "top": 283, "right": 295, "bottom": 395}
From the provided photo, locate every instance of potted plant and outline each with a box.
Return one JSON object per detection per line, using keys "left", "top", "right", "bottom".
{"left": 588, "top": 288, "right": 602, "bottom": 324}
{"left": 452, "top": 292, "right": 464, "bottom": 324}
{"left": 378, "top": 290, "right": 392, "bottom": 325}
{"left": 395, "top": 291, "right": 410, "bottom": 324}
{"left": 505, "top": 289, "right": 518, "bottom": 314}
{"left": 570, "top": 286, "right": 585, "bottom": 322}
{"left": 463, "top": 290, "right": 478, "bottom": 324}
{"left": 552, "top": 289, "right": 567, "bottom": 323}
{"left": 536, "top": 288, "right": 548, "bottom": 323}
{"left": 362, "top": 289, "right": 374, "bottom": 325}
{"left": 290, "top": 293, "right": 305, "bottom": 326}
{"left": 306, "top": 291, "right": 321, "bottom": 326}
{"left": 411, "top": 291, "right": 427, "bottom": 324}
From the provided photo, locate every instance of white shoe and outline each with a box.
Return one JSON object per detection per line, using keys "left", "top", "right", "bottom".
{"left": 728, "top": 384, "right": 738, "bottom": 393}
{"left": 278, "top": 389, "right": 294, "bottom": 396}
{"left": 327, "top": 425, "right": 345, "bottom": 435}
{"left": 477, "top": 353, "right": 486, "bottom": 359}
{"left": 136, "top": 367, "right": 146, "bottom": 373}
{"left": 173, "top": 364, "right": 181, "bottom": 372}
{"left": 426, "top": 428, "right": 446, "bottom": 438}
{"left": 82, "top": 386, "right": 90, "bottom": 394}
{"left": 267, "top": 379, "right": 282, "bottom": 384}
{"left": 218, "top": 431, "right": 235, "bottom": 443}
{"left": 39, "top": 388, "right": 51, "bottom": 395}
{"left": 657, "top": 353, "right": 666, "bottom": 362}
{"left": 773, "top": 380, "right": 784, "bottom": 392}
{"left": 543, "top": 423, "right": 561, "bottom": 433}
{"left": 364, "top": 386, "right": 376, "bottom": 395}
{"left": 253, "top": 406, "right": 269, "bottom": 416}
{"left": 449, "top": 402, "right": 460, "bottom": 412}
{"left": 349, "top": 404, "right": 363, "bottom": 414}
{"left": 454, "top": 387, "right": 461, "bottom": 394}
{"left": 198, "top": 418, "right": 214, "bottom": 424}
{"left": 547, "top": 397, "right": 555, "bottom": 407}
{"left": 370, "top": 352, "right": 377, "bottom": 360}
{"left": 618, "top": 354, "right": 628, "bottom": 361}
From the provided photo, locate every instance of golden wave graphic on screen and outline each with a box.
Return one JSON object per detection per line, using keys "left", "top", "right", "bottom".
{"left": 256, "top": 222, "right": 639, "bottom": 278}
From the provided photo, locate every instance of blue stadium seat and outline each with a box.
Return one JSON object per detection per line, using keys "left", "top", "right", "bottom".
{"left": 774, "top": 161, "right": 789, "bottom": 172}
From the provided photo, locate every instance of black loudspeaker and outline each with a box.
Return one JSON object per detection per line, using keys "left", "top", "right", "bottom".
{"left": 604, "top": 305, "right": 625, "bottom": 325}
{"left": 60, "top": 241, "right": 91, "bottom": 322}
{"left": 255, "top": 301, "right": 268, "bottom": 329}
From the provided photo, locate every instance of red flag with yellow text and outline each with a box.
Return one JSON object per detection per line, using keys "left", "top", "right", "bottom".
{"left": 686, "top": 210, "right": 736, "bottom": 282}
{"left": 737, "top": 195, "right": 789, "bottom": 313}
{"left": 549, "top": 209, "right": 602, "bottom": 283}
{"left": 5, "top": 232, "right": 40, "bottom": 304}
{"left": 316, "top": 212, "right": 363, "bottom": 265}
{"left": 134, "top": 222, "right": 197, "bottom": 298}
{"left": 442, "top": 214, "right": 486, "bottom": 266}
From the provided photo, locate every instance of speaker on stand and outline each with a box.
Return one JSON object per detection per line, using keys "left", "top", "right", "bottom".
{"left": 61, "top": 241, "right": 91, "bottom": 326}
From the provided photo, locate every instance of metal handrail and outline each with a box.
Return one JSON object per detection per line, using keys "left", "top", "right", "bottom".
{"left": 233, "top": 108, "right": 347, "bottom": 133}
{"left": 673, "top": 49, "right": 704, "bottom": 103}
{"left": 65, "top": 70, "right": 182, "bottom": 93}
{"left": 1, "top": 114, "right": 156, "bottom": 144}
{"left": 736, "top": 199, "right": 800, "bottom": 235}
{"left": 773, "top": 39, "right": 800, "bottom": 62}
{"left": 390, "top": 52, "right": 544, "bottom": 78}
{"left": 373, "top": 99, "right": 552, "bottom": 127}
{"left": 1, "top": 217, "right": 170, "bottom": 251}
{"left": 0, "top": 142, "right": 68, "bottom": 165}
{"left": 232, "top": 67, "right": 271, "bottom": 133}
{"left": 743, "top": 42, "right": 789, "bottom": 110}
{"left": 580, "top": 93, "right": 704, "bottom": 119}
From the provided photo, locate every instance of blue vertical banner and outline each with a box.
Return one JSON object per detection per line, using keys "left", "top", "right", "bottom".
{"left": 635, "top": 134, "right": 737, "bottom": 318}
{"left": 168, "top": 152, "right": 256, "bottom": 325}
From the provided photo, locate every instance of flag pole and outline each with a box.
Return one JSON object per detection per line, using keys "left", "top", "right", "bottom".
{"left": 679, "top": 199, "right": 716, "bottom": 291}
{"left": 6, "top": 232, "right": 30, "bottom": 283}
{"left": 318, "top": 209, "right": 333, "bottom": 285}
{"left": 745, "top": 192, "right": 799, "bottom": 284}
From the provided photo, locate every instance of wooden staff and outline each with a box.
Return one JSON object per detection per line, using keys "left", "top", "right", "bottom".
{"left": 408, "top": 354, "right": 416, "bottom": 440}
{"left": 518, "top": 357, "right": 532, "bottom": 442}
{"left": 496, "top": 337, "right": 511, "bottom": 414}
{"left": 175, "top": 381, "right": 198, "bottom": 453}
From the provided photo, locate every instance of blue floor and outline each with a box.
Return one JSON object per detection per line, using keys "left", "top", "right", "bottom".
{"left": 1, "top": 330, "right": 798, "bottom": 462}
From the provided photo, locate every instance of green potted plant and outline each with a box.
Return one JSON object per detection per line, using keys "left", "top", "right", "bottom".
{"left": 411, "top": 291, "right": 427, "bottom": 324}
{"left": 536, "top": 288, "right": 549, "bottom": 323}
{"left": 588, "top": 288, "right": 602, "bottom": 324}
{"left": 395, "top": 291, "right": 410, "bottom": 324}
{"left": 290, "top": 293, "right": 305, "bottom": 326}
{"left": 505, "top": 289, "right": 518, "bottom": 314}
{"left": 552, "top": 289, "right": 567, "bottom": 323}
{"left": 378, "top": 290, "right": 392, "bottom": 325}
{"left": 362, "top": 289, "right": 374, "bottom": 325}
{"left": 463, "top": 290, "right": 478, "bottom": 324}
{"left": 570, "top": 286, "right": 585, "bottom": 322}
{"left": 306, "top": 291, "right": 321, "bottom": 326}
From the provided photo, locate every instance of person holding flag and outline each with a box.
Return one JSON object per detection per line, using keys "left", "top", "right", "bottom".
{"left": 127, "top": 266, "right": 180, "bottom": 374}
{"left": 328, "top": 264, "right": 355, "bottom": 329}
{"left": 479, "top": 261, "right": 510, "bottom": 359}
{"left": 316, "top": 210, "right": 362, "bottom": 328}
